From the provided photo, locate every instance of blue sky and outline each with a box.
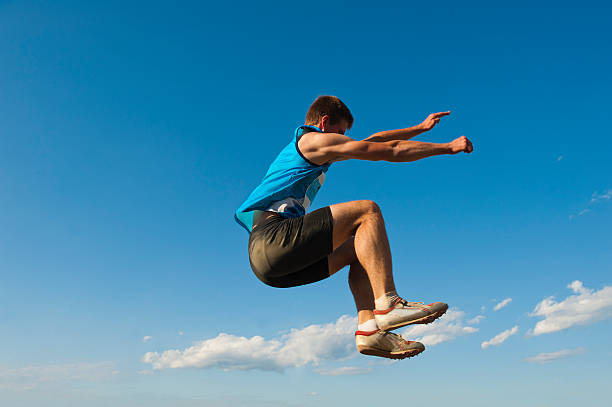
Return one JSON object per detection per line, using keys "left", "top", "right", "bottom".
{"left": 1, "top": 1, "right": 611, "bottom": 406}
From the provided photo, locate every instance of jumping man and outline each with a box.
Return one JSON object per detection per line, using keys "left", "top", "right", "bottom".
{"left": 234, "top": 96, "right": 473, "bottom": 359}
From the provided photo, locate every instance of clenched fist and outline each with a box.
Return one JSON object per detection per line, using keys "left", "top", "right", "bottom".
{"left": 448, "top": 135, "right": 473, "bottom": 154}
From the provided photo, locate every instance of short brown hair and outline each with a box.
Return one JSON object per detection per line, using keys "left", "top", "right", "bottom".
{"left": 305, "top": 95, "right": 353, "bottom": 129}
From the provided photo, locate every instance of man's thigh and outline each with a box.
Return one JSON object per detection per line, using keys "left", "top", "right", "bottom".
{"left": 248, "top": 206, "right": 334, "bottom": 287}
{"left": 265, "top": 236, "right": 357, "bottom": 288}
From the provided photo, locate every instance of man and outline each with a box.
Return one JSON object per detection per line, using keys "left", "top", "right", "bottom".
{"left": 235, "top": 96, "right": 473, "bottom": 359}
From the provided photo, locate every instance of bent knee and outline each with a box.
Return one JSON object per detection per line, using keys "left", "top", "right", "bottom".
{"left": 357, "top": 200, "right": 382, "bottom": 219}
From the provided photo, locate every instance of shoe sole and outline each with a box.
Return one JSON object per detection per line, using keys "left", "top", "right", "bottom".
{"left": 379, "top": 304, "right": 449, "bottom": 332}
{"left": 357, "top": 346, "right": 425, "bottom": 360}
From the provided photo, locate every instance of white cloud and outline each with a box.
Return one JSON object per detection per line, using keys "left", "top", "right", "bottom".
{"left": 315, "top": 366, "right": 372, "bottom": 376}
{"left": 0, "top": 362, "right": 116, "bottom": 391}
{"left": 401, "top": 309, "right": 478, "bottom": 346}
{"left": 572, "top": 189, "right": 611, "bottom": 218}
{"left": 493, "top": 298, "right": 512, "bottom": 311}
{"left": 557, "top": 155, "right": 563, "bottom": 161}
{"left": 590, "top": 189, "right": 612, "bottom": 204}
{"left": 178, "top": 331, "right": 184, "bottom": 336}
{"left": 468, "top": 315, "right": 485, "bottom": 324}
{"left": 142, "top": 336, "right": 152, "bottom": 343}
{"left": 529, "top": 281, "right": 612, "bottom": 335}
{"left": 481, "top": 326, "right": 519, "bottom": 349}
{"left": 525, "top": 348, "right": 585, "bottom": 364}
{"left": 568, "top": 280, "right": 589, "bottom": 294}
{"left": 143, "top": 315, "right": 358, "bottom": 372}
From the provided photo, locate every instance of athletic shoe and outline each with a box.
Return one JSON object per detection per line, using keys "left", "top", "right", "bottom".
{"left": 374, "top": 298, "right": 448, "bottom": 331}
{"left": 355, "top": 329, "right": 425, "bottom": 359}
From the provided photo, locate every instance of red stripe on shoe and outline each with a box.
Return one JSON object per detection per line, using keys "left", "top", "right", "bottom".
{"left": 355, "top": 329, "right": 379, "bottom": 336}
{"left": 373, "top": 297, "right": 404, "bottom": 315}
{"left": 373, "top": 308, "right": 394, "bottom": 315}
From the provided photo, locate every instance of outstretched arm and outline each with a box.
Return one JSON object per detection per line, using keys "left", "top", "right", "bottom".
{"left": 363, "top": 111, "right": 450, "bottom": 143}
{"left": 310, "top": 133, "right": 473, "bottom": 164}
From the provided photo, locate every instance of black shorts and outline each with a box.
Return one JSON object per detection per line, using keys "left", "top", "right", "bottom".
{"left": 248, "top": 206, "right": 334, "bottom": 288}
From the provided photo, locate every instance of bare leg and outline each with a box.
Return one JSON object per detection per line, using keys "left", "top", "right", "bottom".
{"left": 326, "top": 234, "right": 386, "bottom": 324}
{"left": 329, "top": 200, "right": 395, "bottom": 299}
{"left": 348, "top": 261, "right": 376, "bottom": 324}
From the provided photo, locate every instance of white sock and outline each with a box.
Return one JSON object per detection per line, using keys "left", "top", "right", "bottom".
{"left": 374, "top": 290, "right": 399, "bottom": 310}
{"left": 357, "top": 319, "right": 379, "bottom": 332}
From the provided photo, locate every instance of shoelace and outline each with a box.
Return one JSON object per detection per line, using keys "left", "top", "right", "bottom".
{"left": 383, "top": 331, "right": 405, "bottom": 340}
{"left": 398, "top": 298, "right": 425, "bottom": 307}
{"left": 382, "top": 331, "right": 414, "bottom": 349}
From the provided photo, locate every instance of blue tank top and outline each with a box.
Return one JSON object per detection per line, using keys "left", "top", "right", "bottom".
{"left": 234, "top": 125, "right": 332, "bottom": 233}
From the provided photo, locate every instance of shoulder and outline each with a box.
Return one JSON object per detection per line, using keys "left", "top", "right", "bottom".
{"left": 299, "top": 131, "right": 356, "bottom": 152}
{"left": 297, "top": 132, "right": 352, "bottom": 165}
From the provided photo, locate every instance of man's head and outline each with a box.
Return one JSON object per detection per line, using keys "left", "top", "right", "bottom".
{"left": 305, "top": 95, "right": 353, "bottom": 135}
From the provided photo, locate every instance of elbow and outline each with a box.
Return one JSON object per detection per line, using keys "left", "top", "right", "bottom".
{"left": 369, "top": 142, "right": 396, "bottom": 162}
{"left": 385, "top": 145, "right": 400, "bottom": 162}
{"left": 386, "top": 145, "right": 420, "bottom": 163}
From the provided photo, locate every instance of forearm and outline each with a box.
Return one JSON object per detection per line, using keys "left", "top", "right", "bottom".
{"left": 387, "top": 140, "right": 451, "bottom": 162}
{"left": 363, "top": 125, "right": 426, "bottom": 143}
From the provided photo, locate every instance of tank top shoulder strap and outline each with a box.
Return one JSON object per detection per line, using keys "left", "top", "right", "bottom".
{"left": 294, "top": 125, "right": 322, "bottom": 140}
{"left": 293, "top": 125, "right": 327, "bottom": 167}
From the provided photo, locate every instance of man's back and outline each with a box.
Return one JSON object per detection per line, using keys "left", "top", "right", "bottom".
{"left": 234, "top": 125, "right": 332, "bottom": 234}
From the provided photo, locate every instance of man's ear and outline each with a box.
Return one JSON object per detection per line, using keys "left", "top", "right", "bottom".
{"left": 319, "top": 115, "right": 330, "bottom": 132}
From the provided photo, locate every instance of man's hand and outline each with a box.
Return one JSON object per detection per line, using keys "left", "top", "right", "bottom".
{"left": 418, "top": 111, "right": 450, "bottom": 131}
{"left": 364, "top": 111, "right": 451, "bottom": 143}
{"left": 448, "top": 135, "right": 473, "bottom": 154}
